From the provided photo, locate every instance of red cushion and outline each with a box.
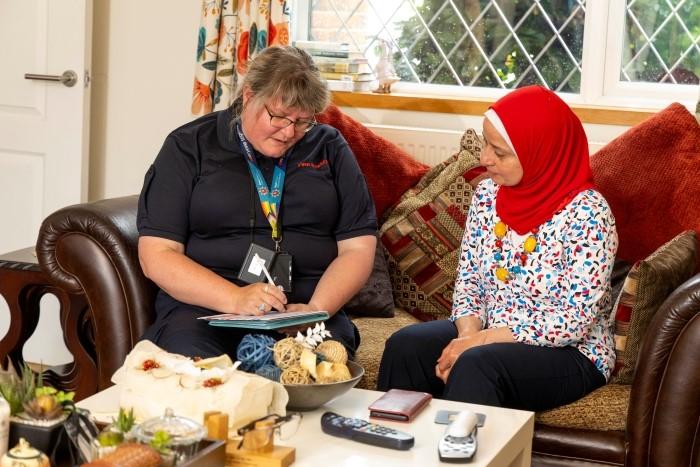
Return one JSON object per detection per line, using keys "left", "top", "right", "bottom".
{"left": 591, "top": 103, "right": 700, "bottom": 272}
{"left": 317, "top": 104, "right": 429, "bottom": 218}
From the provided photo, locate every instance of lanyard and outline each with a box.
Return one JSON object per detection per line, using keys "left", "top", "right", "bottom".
{"left": 236, "top": 123, "right": 288, "bottom": 245}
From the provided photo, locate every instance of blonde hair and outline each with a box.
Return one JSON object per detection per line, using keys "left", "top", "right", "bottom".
{"left": 236, "top": 46, "right": 330, "bottom": 114}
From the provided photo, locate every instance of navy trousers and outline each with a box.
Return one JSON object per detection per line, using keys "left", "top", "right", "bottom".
{"left": 141, "top": 292, "right": 360, "bottom": 361}
{"left": 377, "top": 320, "right": 605, "bottom": 411}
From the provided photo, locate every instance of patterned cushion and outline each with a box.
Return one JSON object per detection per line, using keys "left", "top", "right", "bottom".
{"left": 591, "top": 102, "right": 700, "bottom": 272}
{"left": 353, "top": 308, "right": 420, "bottom": 390}
{"left": 610, "top": 230, "right": 697, "bottom": 384}
{"left": 317, "top": 104, "right": 429, "bottom": 219}
{"left": 379, "top": 129, "right": 487, "bottom": 321}
{"left": 345, "top": 240, "right": 395, "bottom": 318}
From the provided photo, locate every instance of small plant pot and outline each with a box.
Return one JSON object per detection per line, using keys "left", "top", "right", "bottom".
{"left": 9, "top": 415, "right": 67, "bottom": 458}
{"left": 91, "top": 424, "right": 136, "bottom": 460}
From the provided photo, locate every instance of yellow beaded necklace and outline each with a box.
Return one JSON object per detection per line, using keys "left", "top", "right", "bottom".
{"left": 493, "top": 220, "right": 538, "bottom": 283}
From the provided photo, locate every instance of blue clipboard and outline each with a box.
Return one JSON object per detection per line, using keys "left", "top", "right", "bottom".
{"left": 199, "top": 311, "right": 329, "bottom": 330}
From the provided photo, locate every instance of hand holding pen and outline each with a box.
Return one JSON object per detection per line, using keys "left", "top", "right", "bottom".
{"left": 251, "top": 254, "right": 287, "bottom": 314}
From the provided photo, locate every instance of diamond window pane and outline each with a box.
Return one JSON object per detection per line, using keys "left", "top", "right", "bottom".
{"left": 305, "top": 0, "right": 586, "bottom": 91}
{"left": 622, "top": 0, "right": 700, "bottom": 84}
{"left": 432, "top": 7, "right": 465, "bottom": 54}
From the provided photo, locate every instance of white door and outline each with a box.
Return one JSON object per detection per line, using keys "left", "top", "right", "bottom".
{"left": 0, "top": 0, "right": 92, "bottom": 254}
{"left": 0, "top": 0, "right": 92, "bottom": 366}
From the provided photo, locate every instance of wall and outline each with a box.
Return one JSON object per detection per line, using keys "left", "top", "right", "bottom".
{"left": 89, "top": 0, "right": 201, "bottom": 200}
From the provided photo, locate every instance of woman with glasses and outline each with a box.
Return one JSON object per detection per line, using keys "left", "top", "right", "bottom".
{"left": 136, "top": 46, "right": 377, "bottom": 360}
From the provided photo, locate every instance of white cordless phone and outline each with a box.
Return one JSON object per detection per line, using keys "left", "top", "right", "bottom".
{"left": 438, "top": 409, "right": 478, "bottom": 462}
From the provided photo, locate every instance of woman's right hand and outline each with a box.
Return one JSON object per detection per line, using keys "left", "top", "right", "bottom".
{"left": 231, "top": 283, "right": 287, "bottom": 315}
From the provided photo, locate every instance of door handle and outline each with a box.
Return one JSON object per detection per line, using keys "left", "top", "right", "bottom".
{"left": 24, "top": 70, "right": 78, "bottom": 87}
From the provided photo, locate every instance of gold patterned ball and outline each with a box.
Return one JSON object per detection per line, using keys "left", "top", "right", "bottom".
{"left": 316, "top": 340, "right": 348, "bottom": 364}
{"left": 280, "top": 365, "right": 311, "bottom": 385}
{"left": 273, "top": 337, "right": 304, "bottom": 370}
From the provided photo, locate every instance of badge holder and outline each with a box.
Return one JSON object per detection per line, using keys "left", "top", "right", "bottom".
{"left": 270, "top": 252, "right": 293, "bottom": 293}
{"left": 237, "top": 243, "right": 277, "bottom": 285}
{"left": 238, "top": 243, "right": 293, "bottom": 293}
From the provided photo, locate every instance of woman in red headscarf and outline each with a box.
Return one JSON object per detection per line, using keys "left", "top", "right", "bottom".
{"left": 377, "top": 86, "right": 618, "bottom": 411}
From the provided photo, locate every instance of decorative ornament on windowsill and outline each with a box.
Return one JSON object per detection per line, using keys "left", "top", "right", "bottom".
{"left": 373, "top": 38, "right": 400, "bottom": 94}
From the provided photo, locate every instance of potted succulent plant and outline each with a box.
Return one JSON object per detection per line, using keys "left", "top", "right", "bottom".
{"left": 92, "top": 407, "right": 136, "bottom": 459}
{"left": 0, "top": 363, "right": 75, "bottom": 457}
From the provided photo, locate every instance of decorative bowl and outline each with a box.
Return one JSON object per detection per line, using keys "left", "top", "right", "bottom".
{"left": 284, "top": 361, "right": 364, "bottom": 411}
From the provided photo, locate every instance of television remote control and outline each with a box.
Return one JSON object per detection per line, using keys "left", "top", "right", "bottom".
{"left": 320, "top": 412, "right": 415, "bottom": 450}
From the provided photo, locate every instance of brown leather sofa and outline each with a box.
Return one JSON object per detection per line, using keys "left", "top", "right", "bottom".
{"left": 34, "top": 194, "right": 700, "bottom": 466}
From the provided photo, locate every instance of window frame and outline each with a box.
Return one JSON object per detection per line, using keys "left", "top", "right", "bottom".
{"left": 292, "top": 0, "right": 699, "bottom": 113}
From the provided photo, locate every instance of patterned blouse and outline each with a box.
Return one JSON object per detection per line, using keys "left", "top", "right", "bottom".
{"left": 451, "top": 178, "right": 618, "bottom": 379}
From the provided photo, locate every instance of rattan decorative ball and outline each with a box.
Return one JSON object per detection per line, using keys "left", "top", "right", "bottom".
{"left": 315, "top": 340, "right": 348, "bottom": 364}
{"left": 273, "top": 337, "right": 304, "bottom": 370}
{"left": 280, "top": 365, "right": 311, "bottom": 385}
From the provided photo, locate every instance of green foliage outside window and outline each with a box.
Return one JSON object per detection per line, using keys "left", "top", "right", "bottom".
{"left": 392, "top": 0, "right": 700, "bottom": 90}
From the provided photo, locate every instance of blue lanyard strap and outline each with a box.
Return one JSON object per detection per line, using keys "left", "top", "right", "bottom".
{"left": 236, "top": 123, "right": 288, "bottom": 241}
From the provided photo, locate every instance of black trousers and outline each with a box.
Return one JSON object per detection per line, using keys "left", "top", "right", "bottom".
{"left": 141, "top": 292, "right": 360, "bottom": 361}
{"left": 377, "top": 320, "right": 605, "bottom": 411}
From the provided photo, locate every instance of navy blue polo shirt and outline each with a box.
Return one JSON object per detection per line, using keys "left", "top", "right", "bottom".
{"left": 137, "top": 106, "right": 377, "bottom": 305}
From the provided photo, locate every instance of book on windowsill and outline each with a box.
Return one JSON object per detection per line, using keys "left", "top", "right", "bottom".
{"left": 314, "top": 58, "right": 371, "bottom": 74}
{"left": 316, "top": 61, "right": 372, "bottom": 74}
{"left": 295, "top": 42, "right": 365, "bottom": 59}
{"left": 325, "top": 79, "right": 377, "bottom": 92}
{"left": 320, "top": 71, "right": 375, "bottom": 82}
{"left": 198, "top": 310, "right": 329, "bottom": 330}
{"left": 294, "top": 40, "right": 350, "bottom": 52}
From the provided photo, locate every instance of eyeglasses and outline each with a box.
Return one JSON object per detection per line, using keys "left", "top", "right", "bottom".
{"left": 235, "top": 413, "right": 303, "bottom": 452}
{"left": 264, "top": 105, "right": 317, "bottom": 133}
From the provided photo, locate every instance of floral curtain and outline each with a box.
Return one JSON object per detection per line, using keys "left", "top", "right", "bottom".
{"left": 191, "top": 0, "right": 291, "bottom": 116}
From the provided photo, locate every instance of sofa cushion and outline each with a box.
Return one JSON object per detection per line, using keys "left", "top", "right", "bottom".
{"left": 590, "top": 102, "right": 700, "bottom": 272}
{"left": 317, "top": 104, "right": 429, "bottom": 219}
{"left": 345, "top": 239, "right": 395, "bottom": 318}
{"left": 353, "top": 308, "right": 420, "bottom": 390}
{"left": 379, "top": 129, "right": 486, "bottom": 321}
{"left": 610, "top": 230, "right": 697, "bottom": 384}
{"left": 536, "top": 384, "right": 630, "bottom": 431}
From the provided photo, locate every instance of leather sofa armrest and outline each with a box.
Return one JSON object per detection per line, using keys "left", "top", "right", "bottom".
{"left": 626, "top": 273, "right": 700, "bottom": 467}
{"left": 36, "top": 195, "right": 157, "bottom": 390}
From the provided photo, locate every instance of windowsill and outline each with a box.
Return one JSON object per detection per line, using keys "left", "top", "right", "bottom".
{"left": 331, "top": 91, "right": 658, "bottom": 126}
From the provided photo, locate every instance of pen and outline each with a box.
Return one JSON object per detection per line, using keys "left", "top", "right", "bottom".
{"left": 253, "top": 253, "right": 277, "bottom": 287}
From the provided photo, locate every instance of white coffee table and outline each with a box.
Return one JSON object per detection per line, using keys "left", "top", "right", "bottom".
{"left": 78, "top": 386, "right": 533, "bottom": 466}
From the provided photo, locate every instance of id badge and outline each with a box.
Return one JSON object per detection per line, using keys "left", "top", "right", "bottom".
{"left": 237, "top": 243, "right": 277, "bottom": 284}
{"left": 270, "top": 252, "right": 293, "bottom": 292}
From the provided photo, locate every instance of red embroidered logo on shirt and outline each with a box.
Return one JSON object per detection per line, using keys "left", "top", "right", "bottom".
{"left": 297, "top": 160, "right": 329, "bottom": 170}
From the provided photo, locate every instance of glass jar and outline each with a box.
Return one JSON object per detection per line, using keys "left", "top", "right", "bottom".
{"left": 133, "top": 408, "right": 205, "bottom": 465}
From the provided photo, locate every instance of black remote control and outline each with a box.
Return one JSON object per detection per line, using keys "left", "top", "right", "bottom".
{"left": 320, "top": 412, "right": 415, "bottom": 450}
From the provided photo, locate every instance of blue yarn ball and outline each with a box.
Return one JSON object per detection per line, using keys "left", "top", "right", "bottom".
{"left": 255, "top": 364, "right": 282, "bottom": 382}
{"left": 236, "top": 334, "right": 275, "bottom": 372}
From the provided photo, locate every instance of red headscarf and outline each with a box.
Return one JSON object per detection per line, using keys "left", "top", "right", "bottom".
{"left": 490, "top": 86, "right": 594, "bottom": 234}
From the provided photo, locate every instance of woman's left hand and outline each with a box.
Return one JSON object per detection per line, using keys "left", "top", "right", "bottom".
{"left": 435, "top": 332, "right": 488, "bottom": 382}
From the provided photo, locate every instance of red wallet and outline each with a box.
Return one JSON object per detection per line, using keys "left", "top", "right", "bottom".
{"left": 368, "top": 389, "right": 432, "bottom": 422}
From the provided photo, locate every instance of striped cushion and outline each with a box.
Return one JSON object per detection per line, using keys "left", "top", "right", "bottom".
{"left": 379, "top": 129, "right": 487, "bottom": 321}
{"left": 610, "top": 230, "right": 697, "bottom": 384}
